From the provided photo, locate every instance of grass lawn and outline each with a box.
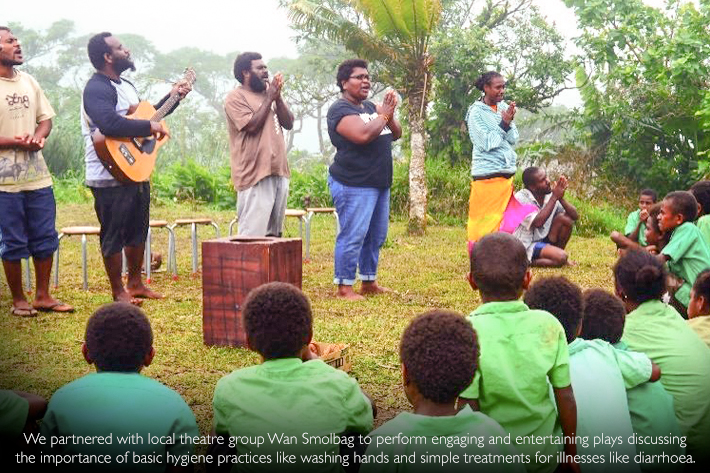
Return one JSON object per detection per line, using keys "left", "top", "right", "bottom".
{"left": 0, "top": 201, "right": 620, "bottom": 435}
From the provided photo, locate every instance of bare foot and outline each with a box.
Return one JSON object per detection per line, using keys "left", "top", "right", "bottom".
{"left": 114, "top": 290, "right": 143, "bottom": 306}
{"left": 127, "top": 284, "right": 163, "bottom": 299}
{"left": 335, "top": 285, "right": 365, "bottom": 301}
{"left": 360, "top": 281, "right": 392, "bottom": 295}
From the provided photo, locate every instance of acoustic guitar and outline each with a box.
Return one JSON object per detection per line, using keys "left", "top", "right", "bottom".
{"left": 92, "top": 68, "right": 196, "bottom": 183}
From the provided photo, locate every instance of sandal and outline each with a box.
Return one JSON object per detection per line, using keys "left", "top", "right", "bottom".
{"left": 11, "top": 306, "right": 38, "bottom": 317}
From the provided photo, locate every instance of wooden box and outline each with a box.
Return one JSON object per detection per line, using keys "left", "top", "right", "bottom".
{"left": 202, "top": 236, "right": 302, "bottom": 347}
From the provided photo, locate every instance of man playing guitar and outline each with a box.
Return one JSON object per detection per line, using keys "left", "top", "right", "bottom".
{"left": 81, "top": 32, "right": 191, "bottom": 305}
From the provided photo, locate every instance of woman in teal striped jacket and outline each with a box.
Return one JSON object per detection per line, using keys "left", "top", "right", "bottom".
{"left": 464, "top": 71, "right": 534, "bottom": 253}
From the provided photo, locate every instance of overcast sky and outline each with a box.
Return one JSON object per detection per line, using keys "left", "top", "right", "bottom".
{"left": 8, "top": 0, "right": 583, "bottom": 60}
{"left": 6, "top": 0, "right": 586, "bottom": 151}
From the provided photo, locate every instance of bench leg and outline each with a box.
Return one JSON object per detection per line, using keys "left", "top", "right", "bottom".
{"left": 82, "top": 234, "right": 88, "bottom": 290}
{"left": 191, "top": 223, "right": 198, "bottom": 274}
{"left": 145, "top": 228, "right": 152, "bottom": 283}
{"left": 24, "top": 258, "right": 32, "bottom": 293}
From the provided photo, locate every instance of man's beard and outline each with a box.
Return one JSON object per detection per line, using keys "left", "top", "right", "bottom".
{"left": 249, "top": 73, "right": 267, "bottom": 92}
{"left": 0, "top": 57, "right": 22, "bottom": 67}
{"left": 115, "top": 57, "right": 136, "bottom": 74}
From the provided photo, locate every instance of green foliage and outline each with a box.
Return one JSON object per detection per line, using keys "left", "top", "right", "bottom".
{"left": 566, "top": 0, "right": 710, "bottom": 194}
{"left": 428, "top": 7, "right": 573, "bottom": 164}
{"left": 287, "top": 164, "right": 332, "bottom": 208}
{"left": 567, "top": 195, "right": 626, "bottom": 238}
{"left": 151, "top": 159, "right": 235, "bottom": 209}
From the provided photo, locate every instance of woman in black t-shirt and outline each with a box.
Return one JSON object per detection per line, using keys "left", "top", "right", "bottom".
{"left": 325, "top": 59, "right": 402, "bottom": 301}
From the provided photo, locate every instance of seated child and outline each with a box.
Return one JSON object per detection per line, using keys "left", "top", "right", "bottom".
{"left": 581, "top": 288, "right": 684, "bottom": 473}
{"left": 525, "top": 276, "right": 656, "bottom": 473}
{"left": 687, "top": 269, "right": 710, "bottom": 349}
{"left": 612, "top": 203, "right": 667, "bottom": 254}
{"left": 458, "top": 232, "right": 578, "bottom": 473}
{"left": 689, "top": 180, "right": 710, "bottom": 248}
{"left": 625, "top": 188, "right": 657, "bottom": 246}
{"left": 212, "top": 282, "right": 373, "bottom": 473}
{"left": 658, "top": 191, "right": 710, "bottom": 311}
{"left": 614, "top": 249, "right": 710, "bottom": 466}
{"left": 40, "top": 302, "right": 199, "bottom": 471}
{"left": 362, "top": 310, "right": 525, "bottom": 473}
{"left": 1, "top": 389, "right": 47, "bottom": 462}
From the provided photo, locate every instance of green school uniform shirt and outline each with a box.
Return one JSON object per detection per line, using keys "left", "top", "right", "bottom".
{"left": 696, "top": 214, "right": 710, "bottom": 250}
{"left": 361, "top": 405, "right": 527, "bottom": 473}
{"left": 568, "top": 338, "right": 649, "bottom": 473}
{"left": 213, "top": 358, "right": 373, "bottom": 473}
{"left": 461, "top": 301, "right": 571, "bottom": 473}
{"left": 0, "top": 389, "right": 29, "bottom": 438}
{"left": 40, "top": 372, "right": 199, "bottom": 472}
{"left": 625, "top": 209, "right": 648, "bottom": 246}
{"left": 613, "top": 342, "right": 684, "bottom": 473}
{"left": 621, "top": 300, "right": 710, "bottom": 463}
{"left": 688, "top": 316, "right": 710, "bottom": 351}
{"left": 661, "top": 221, "right": 710, "bottom": 307}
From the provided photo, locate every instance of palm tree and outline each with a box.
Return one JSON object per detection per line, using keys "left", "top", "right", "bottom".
{"left": 287, "top": 0, "right": 442, "bottom": 235}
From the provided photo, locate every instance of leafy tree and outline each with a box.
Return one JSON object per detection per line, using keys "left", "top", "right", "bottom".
{"left": 286, "top": 0, "right": 443, "bottom": 234}
{"left": 565, "top": 0, "right": 710, "bottom": 193}
{"left": 269, "top": 41, "right": 348, "bottom": 155}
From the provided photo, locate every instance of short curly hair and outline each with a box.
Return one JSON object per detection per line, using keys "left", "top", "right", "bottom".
{"left": 692, "top": 269, "right": 710, "bottom": 302}
{"left": 690, "top": 181, "right": 710, "bottom": 217}
{"left": 336, "top": 59, "right": 368, "bottom": 92}
{"left": 640, "top": 188, "right": 658, "bottom": 203}
{"left": 474, "top": 71, "right": 503, "bottom": 92}
{"left": 524, "top": 276, "right": 583, "bottom": 343}
{"left": 400, "top": 310, "right": 478, "bottom": 404}
{"left": 233, "top": 51, "right": 262, "bottom": 83}
{"left": 471, "top": 232, "right": 529, "bottom": 300}
{"left": 85, "top": 302, "right": 153, "bottom": 372}
{"left": 663, "top": 191, "right": 698, "bottom": 223}
{"left": 580, "top": 289, "right": 626, "bottom": 344}
{"left": 244, "top": 282, "right": 312, "bottom": 359}
{"left": 87, "top": 32, "right": 113, "bottom": 70}
{"left": 614, "top": 249, "right": 666, "bottom": 305}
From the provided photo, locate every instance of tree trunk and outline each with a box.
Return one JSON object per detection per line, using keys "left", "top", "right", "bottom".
{"left": 408, "top": 105, "right": 428, "bottom": 235}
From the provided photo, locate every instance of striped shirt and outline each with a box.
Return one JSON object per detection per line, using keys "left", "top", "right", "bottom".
{"left": 465, "top": 100, "right": 519, "bottom": 178}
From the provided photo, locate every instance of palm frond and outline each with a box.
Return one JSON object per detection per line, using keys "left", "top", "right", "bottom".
{"left": 288, "top": 0, "right": 399, "bottom": 64}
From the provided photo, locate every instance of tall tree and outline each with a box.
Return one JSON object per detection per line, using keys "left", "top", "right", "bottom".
{"left": 286, "top": 0, "right": 442, "bottom": 234}
{"left": 566, "top": 0, "right": 710, "bottom": 192}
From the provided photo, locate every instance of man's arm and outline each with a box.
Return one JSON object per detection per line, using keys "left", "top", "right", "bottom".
{"left": 83, "top": 77, "right": 153, "bottom": 138}
{"left": 0, "top": 119, "right": 52, "bottom": 151}
{"left": 274, "top": 96, "right": 294, "bottom": 130}
{"left": 558, "top": 197, "right": 579, "bottom": 221}
{"left": 531, "top": 194, "right": 561, "bottom": 229}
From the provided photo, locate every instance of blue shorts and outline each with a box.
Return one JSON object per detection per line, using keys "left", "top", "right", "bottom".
{"left": 531, "top": 241, "right": 549, "bottom": 260}
{"left": 0, "top": 186, "right": 59, "bottom": 261}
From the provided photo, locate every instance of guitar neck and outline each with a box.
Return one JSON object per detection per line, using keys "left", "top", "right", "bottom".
{"left": 151, "top": 93, "right": 181, "bottom": 122}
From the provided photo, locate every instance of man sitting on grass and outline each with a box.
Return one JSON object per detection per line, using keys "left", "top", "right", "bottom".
{"left": 514, "top": 167, "right": 578, "bottom": 267}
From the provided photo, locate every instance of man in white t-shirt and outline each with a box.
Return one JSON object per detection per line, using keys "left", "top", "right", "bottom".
{"left": 514, "top": 167, "right": 578, "bottom": 267}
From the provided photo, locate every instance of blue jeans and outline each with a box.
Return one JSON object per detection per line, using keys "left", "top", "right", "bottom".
{"left": 328, "top": 175, "right": 390, "bottom": 285}
{"left": 0, "top": 186, "right": 58, "bottom": 261}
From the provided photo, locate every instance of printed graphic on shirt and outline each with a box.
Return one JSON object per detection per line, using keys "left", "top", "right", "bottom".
{"left": 360, "top": 112, "right": 392, "bottom": 135}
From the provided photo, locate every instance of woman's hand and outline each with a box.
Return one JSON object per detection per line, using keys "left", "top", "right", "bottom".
{"left": 501, "top": 101, "right": 516, "bottom": 125}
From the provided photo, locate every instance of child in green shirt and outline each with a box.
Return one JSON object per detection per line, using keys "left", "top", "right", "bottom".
{"left": 614, "top": 249, "right": 710, "bottom": 467}
{"left": 362, "top": 310, "right": 525, "bottom": 473}
{"left": 212, "top": 282, "right": 374, "bottom": 473}
{"left": 581, "top": 288, "right": 684, "bottom": 473}
{"left": 525, "top": 276, "right": 660, "bottom": 473}
{"left": 658, "top": 191, "right": 710, "bottom": 310}
{"left": 624, "top": 188, "right": 657, "bottom": 247}
{"left": 689, "top": 180, "right": 710, "bottom": 249}
{"left": 459, "top": 233, "right": 578, "bottom": 473}
{"left": 687, "top": 269, "right": 710, "bottom": 349}
{"left": 40, "top": 303, "right": 199, "bottom": 472}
